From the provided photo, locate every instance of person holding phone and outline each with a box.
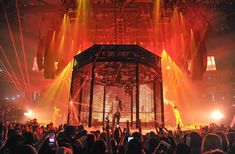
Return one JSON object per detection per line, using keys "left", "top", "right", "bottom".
{"left": 128, "top": 136, "right": 133, "bottom": 142}
{"left": 49, "top": 133, "right": 56, "bottom": 147}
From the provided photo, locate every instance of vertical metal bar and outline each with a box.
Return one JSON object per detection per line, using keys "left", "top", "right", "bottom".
{"left": 153, "top": 81, "right": 157, "bottom": 122}
{"left": 67, "top": 60, "right": 75, "bottom": 124}
{"left": 102, "top": 85, "right": 106, "bottom": 125}
{"left": 160, "top": 59, "right": 164, "bottom": 125}
{"left": 136, "top": 61, "right": 139, "bottom": 128}
{"left": 88, "top": 64, "right": 95, "bottom": 127}
{"left": 114, "top": 0, "right": 117, "bottom": 43}
{"left": 160, "top": 80, "right": 164, "bottom": 125}
{"left": 78, "top": 78, "right": 83, "bottom": 122}
{"left": 130, "top": 86, "right": 133, "bottom": 127}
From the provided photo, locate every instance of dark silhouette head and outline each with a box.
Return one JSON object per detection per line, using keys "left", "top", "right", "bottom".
{"left": 201, "top": 133, "right": 222, "bottom": 153}
{"left": 215, "top": 131, "right": 229, "bottom": 152}
{"left": 23, "top": 132, "right": 36, "bottom": 145}
{"left": 91, "top": 139, "right": 107, "bottom": 154}
{"left": 86, "top": 133, "right": 96, "bottom": 150}
{"left": 5, "top": 134, "right": 25, "bottom": 151}
{"left": 18, "top": 144, "right": 38, "bottom": 154}
{"left": 126, "top": 138, "right": 143, "bottom": 154}
{"left": 147, "top": 138, "right": 158, "bottom": 154}
{"left": 132, "top": 132, "right": 141, "bottom": 141}
{"left": 227, "top": 132, "right": 235, "bottom": 146}
{"left": 175, "top": 143, "right": 190, "bottom": 154}
{"left": 190, "top": 132, "right": 202, "bottom": 148}
{"left": 64, "top": 125, "right": 76, "bottom": 139}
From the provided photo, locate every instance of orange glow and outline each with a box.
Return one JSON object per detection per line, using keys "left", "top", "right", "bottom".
{"left": 211, "top": 110, "right": 224, "bottom": 121}
{"left": 36, "top": 61, "right": 73, "bottom": 124}
{"left": 154, "top": 0, "right": 161, "bottom": 24}
{"left": 162, "top": 49, "right": 184, "bottom": 94}
{"left": 58, "top": 35, "right": 65, "bottom": 59}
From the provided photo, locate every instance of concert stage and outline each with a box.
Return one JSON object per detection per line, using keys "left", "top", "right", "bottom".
{"left": 68, "top": 44, "right": 164, "bottom": 128}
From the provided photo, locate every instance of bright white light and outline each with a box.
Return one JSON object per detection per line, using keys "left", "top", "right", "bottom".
{"left": 206, "top": 56, "right": 216, "bottom": 71}
{"left": 5, "top": 97, "right": 9, "bottom": 100}
{"left": 17, "top": 94, "right": 20, "bottom": 98}
{"left": 55, "top": 62, "right": 59, "bottom": 70}
{"left": 211, "top": 110, "right": 224, "bottom": 121}
{"left": 32, "top": 57, "right": 39, "bottom": 71}
{"left": 12, "top": 97, "right": 16, "bottom": 101}
{"left": 69, "top": 101, "right": 74, "bottom": 106}
{"left": 24, "top": 110, "right": 33, "bottom": 117}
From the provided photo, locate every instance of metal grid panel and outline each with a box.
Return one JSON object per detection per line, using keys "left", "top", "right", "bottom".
{"left": 139, "top": 83, "right": 155, "bottom": 123}
{"left": 92, "top": 84, "right": 104, "bottom": 122}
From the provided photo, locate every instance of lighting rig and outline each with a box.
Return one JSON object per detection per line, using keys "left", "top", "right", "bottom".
{"left": 35, "top": 0, "right": 235, "bottom": 79}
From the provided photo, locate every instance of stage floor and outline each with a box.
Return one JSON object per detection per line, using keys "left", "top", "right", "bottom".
{"left": 83, "top": 122, "right": 211, "bottom": 135}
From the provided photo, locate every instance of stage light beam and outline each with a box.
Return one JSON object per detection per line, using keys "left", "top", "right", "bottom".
{"left": 211, "top": 110, "right": 224, "bottom": 121}
{"left": 24, "top": 110, "right": 33, "bottom": 118}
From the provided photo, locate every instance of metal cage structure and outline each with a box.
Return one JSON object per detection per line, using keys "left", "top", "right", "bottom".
{"left": 69, "top": 45, "right": 164, "bottom": 128}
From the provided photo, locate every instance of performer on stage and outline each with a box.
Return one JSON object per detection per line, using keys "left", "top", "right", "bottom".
{"left": 53, "top": 106, "right": 61, "bottom": 126}
{"left": 110, "top": 96, "right": 122, "bottom": 129}
{"left": 164, "top": 99, "right": 184, "bottom": 128}
{"left": 173, "top": 106, "right": 184, "bottom": 128}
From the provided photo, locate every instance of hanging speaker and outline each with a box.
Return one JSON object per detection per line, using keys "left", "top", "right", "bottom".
{"left": 36, "top": 38, "right": 45, "bottom": 70}
{"left": 44, "top": 30, "right": 56, "bottom": 79}
{"left": 191, "top": 31, "right": 207, "bottom": 80}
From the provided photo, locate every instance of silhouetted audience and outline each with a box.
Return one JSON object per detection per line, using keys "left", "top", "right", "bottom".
{"left": 175, "top": 143, "right": 190, "bottom": 154}
{"left": 201, "top": 133, "right": 222, "bottom": 153}
{"left": 0, "top": 119, "right": 235, "bottom": 154}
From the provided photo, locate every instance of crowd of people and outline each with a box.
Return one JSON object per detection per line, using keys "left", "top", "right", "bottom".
{"left": 0, "top": 101, "right": 23, "bottom": 122}
{"left": 0, "top": 118, "right": 235, "bottom": 154}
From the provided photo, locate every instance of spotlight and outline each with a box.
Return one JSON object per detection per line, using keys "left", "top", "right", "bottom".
{"left": 69, "top": 101, "right": 73, "bottom": 106}
{"left": 211, "top": 110, "right": 224, "bottom": 121}
{"left": 24, "top": 110, "right": 33, "bottom": 118}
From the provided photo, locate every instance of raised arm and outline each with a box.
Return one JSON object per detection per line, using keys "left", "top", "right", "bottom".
{"left": 138, "top": 120, "right": 142, "bottom": 137}
{"left": 105, "top": 117, "right": 113, "bottom": 154}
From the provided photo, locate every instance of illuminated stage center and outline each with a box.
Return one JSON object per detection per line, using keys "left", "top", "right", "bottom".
{"left": 69, "top": 45, "right": 164, "bottom": 128}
